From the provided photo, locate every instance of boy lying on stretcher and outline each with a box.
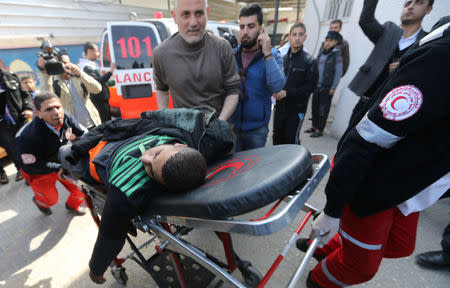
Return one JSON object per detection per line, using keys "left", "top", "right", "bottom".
{"left": 59, "top": 106, "right": 233, "bottom": 284}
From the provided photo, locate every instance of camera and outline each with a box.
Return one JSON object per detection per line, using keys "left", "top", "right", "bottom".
{"left": 37, "top": 40, "right": 65, "bottom": 75}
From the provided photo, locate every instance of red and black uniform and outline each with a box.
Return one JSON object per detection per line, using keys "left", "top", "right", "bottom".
{"left": 16, "top": 113, "right": 86, "bottom": 210}
{"left": 310, "top": 22, "right": 450, "bottom": 287}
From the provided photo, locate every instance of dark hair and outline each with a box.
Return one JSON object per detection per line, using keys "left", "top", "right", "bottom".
{"left": 428, "top": 0, "right": 434, "bottom": 7}
{"left": 34, "top": 92, "right": 59, "bottom": 111}
{"left": 239, "top": 3, "right": 263, "bottom": 25}
{"left": 330, "top": 19, "right": 342, "bottom": 28}
{"left": 20, "top": 75, "right": 33, "bottom": 82}
{"left": 161, "top": 147, "right": 207, "bottom": 192}
{"left": 83, "top": 41, "right": 97, "bottom": 55}
{"left": 290, "top": 22, "right": 306, "bottom": 34}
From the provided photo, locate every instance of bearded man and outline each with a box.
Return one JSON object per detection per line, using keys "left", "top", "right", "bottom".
{"left": 152, "top": 0, "right": 240, "bottom": 121}
{"left": 229, "top": 3, "right": 286, "bottom": 151}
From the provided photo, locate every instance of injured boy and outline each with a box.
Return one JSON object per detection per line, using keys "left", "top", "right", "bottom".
{"left": 59, "top": 107, "right": 233, "bottom": 284}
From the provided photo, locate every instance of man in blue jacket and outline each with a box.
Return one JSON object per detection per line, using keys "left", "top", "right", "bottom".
{"left": 230, "top": 3, "right": 286, "bottom": 151}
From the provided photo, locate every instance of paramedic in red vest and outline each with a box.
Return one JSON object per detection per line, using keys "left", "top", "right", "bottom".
{"left": 16, "top": 92, "right": 87, "bottom": 216}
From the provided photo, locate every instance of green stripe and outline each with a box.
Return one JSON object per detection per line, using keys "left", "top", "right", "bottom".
{"left": 111, "top": 137, "right": 153, "bottom": 171}
{"left": 110, "top": 157, "right": 140, "bottom": 185}
{"left": 110, "top": 156, "right": 137, "bottom": 181}
{"left": 125, "top": 175, "right": 150, "bottom": 196}
{"left": 121, "top": 169, "right": 147, "bottom": 192}
{"left": 113, "top": 161, "right": 144, "bottom": 187}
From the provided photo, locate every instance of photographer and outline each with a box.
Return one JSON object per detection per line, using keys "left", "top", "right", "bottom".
{"left": 0, "top": 68, "right": 34, "bottom": 183}
{"left": 37, "top": 52, "right": 102, "bottom": 129}
{"left": 78, "top": 42, "right": 115, "bottom": 123}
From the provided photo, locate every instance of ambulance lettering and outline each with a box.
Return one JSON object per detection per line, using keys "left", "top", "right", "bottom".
{"left": 115, "top": 71, "right": 153, "bottom": 84}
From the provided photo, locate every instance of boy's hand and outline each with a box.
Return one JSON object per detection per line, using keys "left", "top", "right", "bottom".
{"left": 329, "top": 88, "right": 335, "bottom": 96}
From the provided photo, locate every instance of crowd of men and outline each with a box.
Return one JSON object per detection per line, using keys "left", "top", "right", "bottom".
{"left": 0, "top": 0, "right": 448, "bottom": 286}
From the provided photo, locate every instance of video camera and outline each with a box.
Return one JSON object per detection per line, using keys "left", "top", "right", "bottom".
{"left": 37, "top": 40, "right": 66, "bottom": 75}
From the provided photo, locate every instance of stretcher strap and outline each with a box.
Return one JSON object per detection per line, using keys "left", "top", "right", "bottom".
{"left": 89, "top": 140, "right": 108, "bottom": 183}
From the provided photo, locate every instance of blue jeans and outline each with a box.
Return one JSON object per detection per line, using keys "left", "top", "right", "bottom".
{"left": 234, "top": 126, "right": 269, "bottom": 152}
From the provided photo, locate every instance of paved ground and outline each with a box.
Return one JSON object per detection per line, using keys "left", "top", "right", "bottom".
{"left": 0, "top": 111, "right": 449, "bottom": 288}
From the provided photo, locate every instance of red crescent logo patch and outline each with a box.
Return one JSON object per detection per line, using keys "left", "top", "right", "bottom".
{"left": 379, "top": 85, "right": 423, "bottom": 121}
{"left": 202, "top": 155, "right": 258, "bottom": 187}
{"left": 21, "top": 154, "right": 37, "bottom": 165}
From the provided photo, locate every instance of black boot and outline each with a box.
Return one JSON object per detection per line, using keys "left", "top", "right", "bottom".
{"left": 32, "top": 197, "right": 52, "bottom": 215}
{"left": 306, "top": 272, "right": 325, "bottom": 288}
{"left": 0, "top": 170, "right": 8, "bottom": 184}
{"left": 416, "top": 251, "right": 450, "bottom": 268}
{"left": 296, "top": 238, "right": 325, "bottom": 261}
{"left": 15, "top": 170, "right": 24, "bottom": 182}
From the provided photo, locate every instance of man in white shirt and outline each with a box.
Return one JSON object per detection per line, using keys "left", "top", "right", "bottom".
{"left": 347, "top": 0, "right": 433, "bottom": 125}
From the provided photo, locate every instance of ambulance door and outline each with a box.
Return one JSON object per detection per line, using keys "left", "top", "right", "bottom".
{"left": 107, "top": 22, "right": 163, "bottom": 119}
{"left": 100, "top": 30, "right": 121, "bottom": 115}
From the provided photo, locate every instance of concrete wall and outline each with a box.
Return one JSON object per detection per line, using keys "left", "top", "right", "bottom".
{"left": 303, "top": 0, "right": 450, "bottom": 138}
{"left": 0, "top": 0, "right": 169, "bottom": 49}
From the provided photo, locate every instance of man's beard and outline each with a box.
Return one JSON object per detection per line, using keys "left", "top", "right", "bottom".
{"left": 180, "top": 28, "right": 205, "bottom": 45}
{"left": 241, "top": 36, "right": 258, "bottom": 49}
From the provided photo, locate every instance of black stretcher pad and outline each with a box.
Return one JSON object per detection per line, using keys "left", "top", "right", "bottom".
{"left": 146, "top": 145, "right": 312, "bottom": 219}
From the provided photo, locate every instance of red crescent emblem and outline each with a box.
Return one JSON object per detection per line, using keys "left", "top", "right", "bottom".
{"left": 390, "top": 96, "right": 407, "bottom": 110}
{"left": 379, "top": 85, "right": 423, "bottom": 121}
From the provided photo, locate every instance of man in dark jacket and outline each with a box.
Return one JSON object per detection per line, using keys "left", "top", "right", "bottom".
{"left": 273, "top": 23, "right": 318, "bottom": 145}
{"left": 16, "top": 92, "right": 87, "bottom": 216}
{"left": 78, "top": 42, "right": 114, "bottom": 123}
{"left": 297, "top": 17, "right": 450, "bottom": 288}
{"left": 347, "top": 0, "right": 433, "bottom": 125}
{"left": 319, "top": 19, "right": 350, "bottom": 77}
{"left": 0, "top": 69, "right": 34, "bottom": 183}
{"left": 307, "top": 31, "right": 342, "bottom": 138}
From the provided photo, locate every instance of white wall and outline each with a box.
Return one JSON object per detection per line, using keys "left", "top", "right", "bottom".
{"left": 303, "top": 0, "right": 450, "bottom": 138}
{"left": 0, "top": 0, "right": 169, "bottom": 49}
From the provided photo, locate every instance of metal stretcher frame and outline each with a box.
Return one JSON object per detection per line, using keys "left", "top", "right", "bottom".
{"left": 75, "top": 153, "right": 329, "bottom": 287}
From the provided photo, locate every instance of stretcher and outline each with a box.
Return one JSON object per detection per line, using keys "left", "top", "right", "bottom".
{"left": 64, "top": 144, "right": 329, "bottom": 287}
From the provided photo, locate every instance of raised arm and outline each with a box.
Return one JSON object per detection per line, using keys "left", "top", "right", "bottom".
{"left": 359, "top": 0, "right": 385, "bottom": 44}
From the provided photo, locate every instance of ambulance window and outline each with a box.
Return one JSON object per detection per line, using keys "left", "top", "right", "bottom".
{"left": 121, "top": 84, "right": 153, "bottom": 99}
{"left": 149, "top": 21, "right": 169, "bottom": 41}
{"left": 111, "top": 25, "right": 158, "bottom": 70}
{"left": 217, "top": 27, "right": 229, "bottom": 37}
{"left": 232, "top": 29, "right": 239, "bottom": 39}
{"left": 102, "top": 34, "right": 111, "bottom": 68}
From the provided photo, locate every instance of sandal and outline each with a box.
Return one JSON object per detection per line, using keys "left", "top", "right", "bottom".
{"left": 0, "top": 171, "right": 8, "bottom": 184}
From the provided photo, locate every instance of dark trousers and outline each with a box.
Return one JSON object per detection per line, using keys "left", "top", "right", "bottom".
{"left": 0, "top": 121, "right": 20, "bottom": 171}
{"left": 90, "top": 95, "right": 111, "bottom": 123}
{"left": 273, "top": 108, "right": 304, "bottom": 145}
{"left": 312, "top": 88, "right": 333, "bottom": 132}
{"left": 442, "top": 223, "right": 450, "bottom": 256}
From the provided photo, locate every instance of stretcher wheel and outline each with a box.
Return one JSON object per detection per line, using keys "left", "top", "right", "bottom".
{"left": 241, "top": 265, "right": 262, "bottom": 288}
{"left": 111, "top": 266, "right": 128, "bottom": 285}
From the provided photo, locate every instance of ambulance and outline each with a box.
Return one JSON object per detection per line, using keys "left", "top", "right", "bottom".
{"left": 100, "top": 18, "right": 238, "bottom": 118}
